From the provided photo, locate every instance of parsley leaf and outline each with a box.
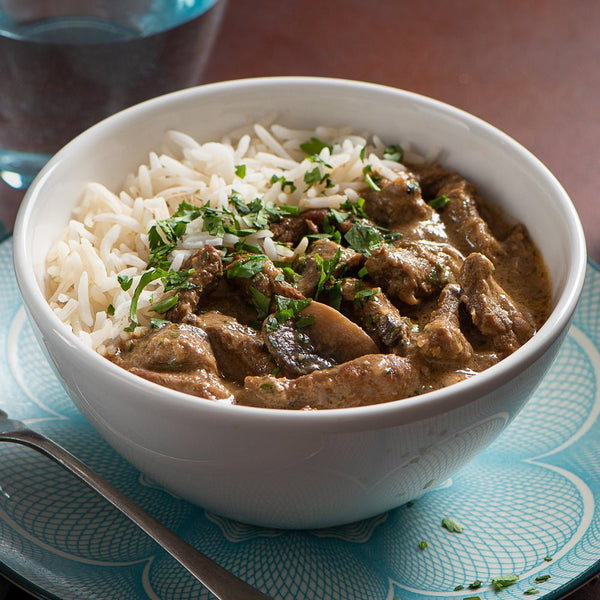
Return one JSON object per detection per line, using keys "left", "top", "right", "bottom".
{"left": 270, "top": 174, "right": 297, "bottom": 193}
{"left": 491, "top": 573, "right": 519, "bottom": 590}
{"left": 314, "top": 248, "right": 342, "bottom": 301}
{"left": 150, "top": 317, "right": 170, "bottom": 328}
{"left": 304, "top": 166, "right": 323, "bottom": 188}
{"left": 362, "top": 164, "right": 382, "bottom": 192}
{"left": 441, "top": 517, "right": 465, "bottom": 533}
{"left": 344, "top": 221, "right": 384, "bottom": 255}
{"left": 383, "top": 144, "right": 404, "bottom": 162}
{"left": 226, "top": 255, "right": 268, "bottom": 279}
{"left": 150, "top": 293, "right": 180, "bottom": 314}
{"left": 117, "top": 274, "right": 133, "bottom": 291}
{"left": 124, "top": 267, "right": 196, "bottom": 331}
{"left": 125, "top": 269, "right": 164, "bottom": 331}
{"left": 300, "top": 136, "right": 332, "bottom": 155}
{"left": 427, "top": 194, "right": 451, "bottom": 210}
{"left": 354, "top": 288, "right": 377, "bottom": 301}
{"left": 249, "top": 286, "right": 271, "bottom": 319}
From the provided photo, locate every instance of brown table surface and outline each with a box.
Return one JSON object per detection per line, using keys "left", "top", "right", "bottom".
{"left": 1, "top": 1, "right": 599, "bottom": 598}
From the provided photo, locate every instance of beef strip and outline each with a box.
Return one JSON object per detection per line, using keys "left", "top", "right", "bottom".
{"left": 195, "top": 279, "right": 261, "bottom": 325}
{"left": 166, "top": 245, "right": 223, "bottom": 322}
{"left": 415, "top": 164, "right": 503, "bottom": 259}
{"left": 269, "top": 209, "right": 333, "bottom": 246}
{"left": 296, "top": 238, "right": 363, "bottom": 297}
{"left": 416, "top": 283, "right": 473, "bottom": 364}
{"left": 269, "top": 216, "right": 311, "bottom": 246}
{"left": 364, "top": 241, "right": 463, "bottom": 305}
{"left": 110, "top": 323, "right": 232, "bottom": 400}
{"left": 237, "top": 353, "right": 419, "bottom": 409}
{"left": 128, "top": 367, "right": 232, "bottom": 400}
{"left": 363, "top": 172, "right": 447, "bottom": 242}
{"left": 112, "top": 323, "right": 218, "bottom": 372}
{"left": 186, "top": 311, "right": 276, "bottom": 384}
{"left": 340, "top": 278, "right": 414, "bottom": 353}
{"left": 459, "top": 252, "right": 535, "bottom": 355}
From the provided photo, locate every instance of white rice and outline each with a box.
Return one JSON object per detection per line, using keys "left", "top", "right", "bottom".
{"left": 44, "top": 123, "right": 411, "bottom": 353}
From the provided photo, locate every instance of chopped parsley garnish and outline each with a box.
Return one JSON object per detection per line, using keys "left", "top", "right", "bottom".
{"left": 344, "top": 221, "right": 385, "bottom": 255}
{"left": 491, "top": 573, "right": 519, "bottom": 590}
{"left": 249, "top": 286, "right": 271, "bottom": 319}
{"left": 454, "top": 585, "right": 464, "bottom": 591}
{"left": 354, "top": 288, "right": 377, "bottom": 301}
{"left": 150, "top": 317, "right": 170, "bottom": 328}
{"left": 148, "top": 200, "right": 202, "bottom": 269}
{"left": 362, "top": 164, "right": 382, "bottom": 192}
{"left": 329, "top": 207, "right": 352, "bottom": 225}
{"left": 307, "top": 155, "right": 333, "bottom": 168}
{"left": 339, "top": 197, "right": 368, "bottom": 219}
{"left": 118, "top": 274, "right": 133, "bottom": 291}
{"left": 265, "top": 296, "right": 314, "bottom": 332}
{"left": 226, "top": 255, "right": 268, "bottom": 279}
{"left": 534, "top": 574, "right": 551, "bottom": 583}
{"left": 303, "top": 166, "right": 333, "bottom": 190}
{"left": 295, "top": 314, "right": 315, "bottom": 329}
{"left": 124, "top": 269, "right": 166, "bottom": 331}
{"left": 196, "top": 194, "right": 301, "bottom": 240}
{"left": 117, "top": 200, "right": 208, "bottom": 330}
{"left": 281, "top": 266, "right": 300, "bottom": 283}
{"left": 524, "top": 589, "right": 540, "bottom": 595}
{"left": 468, "top": 580, "right": 482, "bottom": 590}
{"left": 441, "top": 517, "right": 465, "bottom": 533}
{"left": 383, "top": 144, "right": 404, "bottom": 162}
{"left": 150, "top": 293, "right": 179, "bottom": 314}
{"left": 418, "top": 541, "right": 428, "bottom": 550}
{"left": 427, "top": 194, "right": 451, "bottom": 210}
{"left": 270, "top": 173, "right": 297, "bottom": 193}
{"left": 314, "top": 248, "right": 342, "bottom": 301}
{"left": 235, "top": 164, "right": 246, "bottom": 178}
{"left": 300, "top": 136, "right": 332, "bottom": 155}
{"left": 544, "top": 556, "right": 553, "bottom": 562}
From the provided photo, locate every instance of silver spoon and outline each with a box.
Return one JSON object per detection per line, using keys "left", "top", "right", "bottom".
{"left": 0, "top": 409, "right": 272, "bottom": 600}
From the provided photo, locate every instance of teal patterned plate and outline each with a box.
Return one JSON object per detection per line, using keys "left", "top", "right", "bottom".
{"left": 0, "top": 235, "right": 599, "bottom": 600}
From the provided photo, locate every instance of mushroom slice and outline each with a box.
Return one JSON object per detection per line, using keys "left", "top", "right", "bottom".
{"left": 263, "top": 300, "right": 378, "bottom": 377}
{"left": 299, "top": 301, "right": 379, "bottom": 362}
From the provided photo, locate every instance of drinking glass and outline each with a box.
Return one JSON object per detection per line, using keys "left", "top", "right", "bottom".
{"left": 0, "top": 0, "right": 226, "bottom": 189}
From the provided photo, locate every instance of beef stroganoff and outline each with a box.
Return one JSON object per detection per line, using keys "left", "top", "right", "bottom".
{"left": 45, "top": 122, "right": 551, "bottom": 409}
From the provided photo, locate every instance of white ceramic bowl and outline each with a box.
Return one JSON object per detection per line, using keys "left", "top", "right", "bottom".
{"left": 13, "top": 77, "right": 587, "bottom": 529}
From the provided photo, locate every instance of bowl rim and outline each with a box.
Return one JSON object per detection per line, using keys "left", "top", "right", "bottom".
{"left": 12, "top": 75, "right": 589, "bottom": 430}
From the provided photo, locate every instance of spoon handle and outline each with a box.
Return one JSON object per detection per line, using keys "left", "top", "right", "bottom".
{"left": 0, "top": 427, "right": 272, "bottom": 600}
